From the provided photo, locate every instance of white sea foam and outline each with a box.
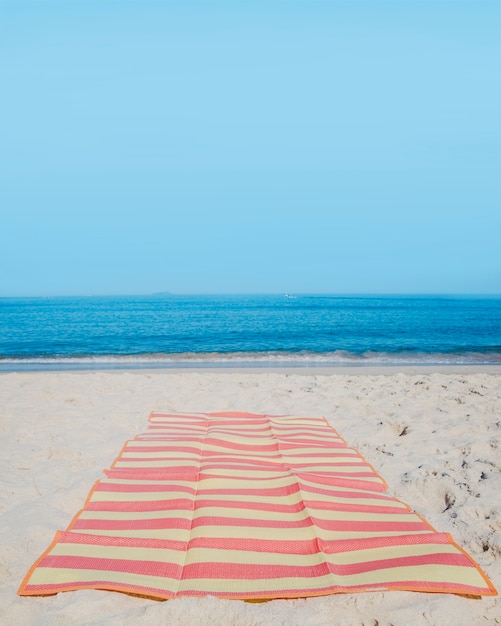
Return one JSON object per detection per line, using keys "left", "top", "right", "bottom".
{"left": 1, "top": 350, "right": 500, "bottom": 371}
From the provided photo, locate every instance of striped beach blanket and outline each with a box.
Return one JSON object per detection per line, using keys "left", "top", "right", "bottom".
{"left": 19, "top": 412, "right": 496, "bottom": 600}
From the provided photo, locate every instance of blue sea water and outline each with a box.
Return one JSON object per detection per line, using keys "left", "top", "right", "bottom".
{"left": 1, "top": 294, "right": 500, "bottom": 370}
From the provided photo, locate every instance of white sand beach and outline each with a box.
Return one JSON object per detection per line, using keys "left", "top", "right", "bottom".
{"left": 1, "top": 368, "right": 499, "bottom": 625}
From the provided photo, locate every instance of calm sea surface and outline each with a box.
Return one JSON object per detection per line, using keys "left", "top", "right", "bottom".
{"left": 1, "top": 295, "right": 500, "bottom": 370}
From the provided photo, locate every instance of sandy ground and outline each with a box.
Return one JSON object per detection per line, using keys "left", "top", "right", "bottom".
{"left": 0, "top": 368, "right": 499, "bottom": 625}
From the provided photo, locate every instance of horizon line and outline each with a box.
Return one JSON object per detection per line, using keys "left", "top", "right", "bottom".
{"left": 1, "top": 292, "right": 501, "bottom": 299}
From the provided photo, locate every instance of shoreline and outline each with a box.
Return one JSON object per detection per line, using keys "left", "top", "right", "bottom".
{"left": 2, "top": 363, "right": 501, "bottom": 376}
{"left": 1, "top": 369, "right": 499, "bottom": 625}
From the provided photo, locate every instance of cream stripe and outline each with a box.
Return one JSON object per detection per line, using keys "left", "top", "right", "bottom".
{"left": 79, "top": 507, "right": 320, "bottom": 522}
{"left": 115, "top": 458, "right": 198, "bottom": 469}
{"left": 284, "top": 466, "right": 378, "bottom": 474}
{"left": 198, "top": 476, "right": 297, "bottom": 489}
{"left": 283, "top": 448, "right": 364, "bottom": 456}
{"left": 204, "top": 434, "right": 276, "bottom": 441}
{"left": 50, "top": 543, "right": 187, "bottom": 565}
{"left": 296, "top": 509, "right": 420, "bottom": 523}
{"left": 196, "top": 491, "right": 403, "bottom": 508}
{"left": 88, "top": 489, "right": 407, "bottom": 512}
{"left": 279, "top": 455, "right": 357, "bottom": 462}
{"left": 122, "top": 452, "right": 201, "bottom": 459}
{"left": 298, "top": 477, "right": 385, "bottom": 492}
{"left": 79, "top": 510, "right": 193, "bottom": 521}
{"left": 299, "top": 492, "right": 406, "bottom": 508}
{"left": 28, "top": 567, "right": 179, "bottom": 592}
{"left": 179, "top": 564, "right": 486, "bottom": 592}
{"left": 324, "top": 542, "right": 464, "bottom": 565}
{"left": 138, "top": 433, "right": 204, "bottom": 438}
{"left": 326, "top": 563, "right": 488, "bottom": 587}
{"left": 316, "top": 529, "right": 431, "bottom": 541}
{"left": 189, "top": 492, "right": 305, "bottom": 504}
{"left": 49, "top": 543, "right": 323, "bottom": 567}
{"left": 68, "top": 525, "right": 430, "bottom": 541}
{"left": 49, "top": 539, "right": 464, "bottom": 568}
{"left": 270, "top": 416, "right": 326, "bottom": 423}
{"left": 200, "top": 451, "right": 282, "bottom": 458}
{"left": 183, "top": 549, "right": 325, "bottom": 567}
{"left": 177, "top": 575, "right": 336, "bottom": 594}
{"left": 89, "top": 490, "right": 403, "bottom": 509}
{"left": 31, "top": 562, "right": 485, "bottom": 596}
{"left": 202, "top": 448, "right": 280, "bottom": 458}
{"left": 199, "top": 469, "right": 292, "bottom": 478}
{"left": 132, "top": 442, "right": 197, "bottom": 446}
{"left": 187, "top": 525, "right": 319, "bottom": 541}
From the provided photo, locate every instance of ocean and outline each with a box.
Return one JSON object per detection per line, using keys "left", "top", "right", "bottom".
{"left": 1, "top": 294, "right": 500, "bottom": 370}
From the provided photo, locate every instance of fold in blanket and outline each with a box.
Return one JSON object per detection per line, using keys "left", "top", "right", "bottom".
{"left": 19, "top": 412, "right": 496, "bottom": 600}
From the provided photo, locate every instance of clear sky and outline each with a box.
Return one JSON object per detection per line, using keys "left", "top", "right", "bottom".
{"left": 1, "top": 1, "right": 499, "bottom": 296}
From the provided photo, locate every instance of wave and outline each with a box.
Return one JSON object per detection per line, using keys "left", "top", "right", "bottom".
{"left": 1, "top": 349, "right": 501, "bottom": 370}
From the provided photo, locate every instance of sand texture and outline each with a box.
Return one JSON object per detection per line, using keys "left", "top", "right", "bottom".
{"left": 0, "top": 370, "right": 499, "bottom": 625}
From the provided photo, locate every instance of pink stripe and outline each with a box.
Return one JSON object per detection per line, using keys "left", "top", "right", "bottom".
{"left": 296, "top": 473, "right": 384, "bottom": 493}
{"left": 201, "top": 451, "right": 282, "bottom": 459}
{"left": 207, "top": 433, "right": 275, "bottom": 440}
{"left": 198, "top": 470, "right": 289, "bottom": 479}
{"left": 210, "top": 425, "right": 273, "bottom": 433}
{"left": 95, "top": 483, "right": 196, "bottom": 494}
{"left": 182, "top": 561, "right": 330, "bottom": 580}
{"left": 39, "top": 551, "right": 473, "bottom": 581}
{"left": 204, "top": 438, "right": 279, "bottom": 452}
{"left": 183, "top": 554, "right": 474, "bottom": 580}
{"left": 85, "top": 496, "right": 309, "bottom": 514}
{"left": 200, "top": 458, "right": 284, "bottom": 468}
{"left": 189, "top": 516, "right": 314, "bottom": 529}
{"left": 327, "top": 552, "right": 473, "bottom": 575}
{"left": 194, "top": 499, "right": 305, "bottom": 513}
{"left": 58, "top": 531, "right": 186, "bottom": 551}
{"left": 207, "top": 412, "right": 266, "bottom": 419}
{"left": 312, "top": 518, "right": 428, "bottom": 532}
{"left": 298, "top": 482, "right": 393, "bottom": 501}
{"left": 197, "top": 484, "right": 300, "bottom": 497}
{"left": 319, "top": 532, "right": 451, "bottom": 553}
{"left": 200, "top": 461, "right": 288, "bottom": 474}
{"left": 278, "top": 439, "right": 342, "bottom": 446}
{"left": 303, "top": 500, "right": 409, "bottom": 516}
{"left": 124, "top": 446, "right": 202, "bottom": 454}
{"left": 208, "top": 422, "right": 268, "bottom": 427}
{"left": 72, "top": 518, "right": 192, "bottom": 531}
{"left": 60, "top": 531, "right": 321, "bottom": 555}
{"left": 198, "top": 472, "right": 292, "bottom": 482}
{"left": 284, "top": 452, "right": 359, "bottom": 459}
{"left": 40, "top": 555, "right": 182, "bottom": 579}
{"left": 104, "top": 469, "right": 198, "bottom": 481}
{"left": 303, "top": 471, "right": 379, "bottom": 478}
{"left": 270, "top": 416, "right": 327, "bottom": 422}
{"left": 144, "top": 429, "right": 204, "bottom": 436}
{"left": 118, "top": 457, "right": 199, "bottom": 463}
{"left": 271, "top": 424, "right": 335, "bottom": 431}
{"left": 186, "top": 536, "right": 319, "bottom": 554}
{"left": 139, "top": 434, "right": 204, "bottom": 439}
{"left": 87, "top": 499, "right": 194, "bottom": 512}
{"left": 287, "top": 456, "right": 368, "bottom": 464}
{"left": 113, "top": 464, "right": 200, "bottom": 473}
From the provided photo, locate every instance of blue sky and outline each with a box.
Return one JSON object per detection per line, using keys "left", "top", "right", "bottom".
{"left": 1, "top": 1, "right": 499, "bottom": 296}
